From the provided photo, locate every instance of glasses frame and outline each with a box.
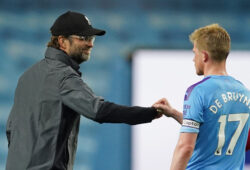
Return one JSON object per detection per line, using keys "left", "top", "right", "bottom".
{"left": 70, "top": 35, "right": 96, "bottom": 42}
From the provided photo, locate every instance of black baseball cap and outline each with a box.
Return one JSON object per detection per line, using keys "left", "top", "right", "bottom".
{"left": 50, "top": 11, "right": 106, "bottom": 36}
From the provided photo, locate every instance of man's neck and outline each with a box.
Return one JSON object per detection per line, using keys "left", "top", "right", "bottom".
{"left": 203, "top": 60, "right": 227, "bottom": 76}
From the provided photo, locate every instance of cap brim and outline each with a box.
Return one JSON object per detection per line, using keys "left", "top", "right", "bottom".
{"left": 78, "top": 27, "right": 106, "bottom": 36}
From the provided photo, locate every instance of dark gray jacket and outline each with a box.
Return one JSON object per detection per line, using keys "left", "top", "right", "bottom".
{"left": 6, "top": 47, "right": 158, "bottom": 170}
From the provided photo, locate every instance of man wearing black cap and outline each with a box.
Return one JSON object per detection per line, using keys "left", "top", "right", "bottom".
{"left": 5, "top": 11, "right": 179, "bottom": 170}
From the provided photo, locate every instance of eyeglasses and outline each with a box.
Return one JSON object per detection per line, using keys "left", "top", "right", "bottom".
{"left": 70, "top": 35, "right": 96, "bottom": 42}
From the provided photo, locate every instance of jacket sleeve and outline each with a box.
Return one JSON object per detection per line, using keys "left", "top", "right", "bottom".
{"left": 59, "top": 70, "right": 158, "bottom": 125}
{"left": 95, "top": 101, "right": 158, "bottom": 125}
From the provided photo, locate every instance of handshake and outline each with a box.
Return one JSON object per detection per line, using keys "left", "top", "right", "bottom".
{"left": 152, "top": 98, "right": 183, "bottom": 124}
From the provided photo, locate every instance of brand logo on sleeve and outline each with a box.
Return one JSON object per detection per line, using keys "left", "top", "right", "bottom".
{"left": 183, "top": 104, "right": 191, "bottom": 116}
{"left": 84, "top": 16, "right": 91, "bottom": 25}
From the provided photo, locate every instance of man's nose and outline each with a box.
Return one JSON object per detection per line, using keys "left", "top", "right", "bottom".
{"left": 86, "top": 40, "right": 94, "bottom": 47}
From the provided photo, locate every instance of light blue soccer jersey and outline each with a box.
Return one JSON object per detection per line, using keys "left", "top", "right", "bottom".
{"left": 181, "top": 75, "right": 250, "bottom": 170}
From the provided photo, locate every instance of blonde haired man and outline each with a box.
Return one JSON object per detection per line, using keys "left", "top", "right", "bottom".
{"left": 155, "top": 24, "right": 250, "bottom": 169}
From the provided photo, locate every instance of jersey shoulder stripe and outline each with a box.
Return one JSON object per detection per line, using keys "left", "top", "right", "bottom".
{"left": 184, "top": 76, "right": 211, "bottom": 101}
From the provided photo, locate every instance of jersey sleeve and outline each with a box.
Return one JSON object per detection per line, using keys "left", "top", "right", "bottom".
{"left": 180, "top": 85, "right": 204, "bottom": 133}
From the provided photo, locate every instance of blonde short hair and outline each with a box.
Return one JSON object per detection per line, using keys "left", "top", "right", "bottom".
{"left": 189, "top": 24, "right": 231, "bottom": 61}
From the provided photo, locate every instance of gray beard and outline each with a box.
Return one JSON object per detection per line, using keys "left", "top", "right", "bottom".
{"left": 70, "top": 53, "right": 90, "bottom": 64}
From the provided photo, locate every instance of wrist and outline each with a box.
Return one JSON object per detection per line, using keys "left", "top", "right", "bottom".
{"left": 171, "top": 108, "right": 183, "bottom": 124}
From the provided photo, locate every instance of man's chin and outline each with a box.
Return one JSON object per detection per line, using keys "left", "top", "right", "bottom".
{"left": 71, "top": 55, "right": 90, "bottom": 64}
{"left": 82, "top": 54, "right": 90, "bottom": 62}
{"left": 196, "top": 72, "right": 204, "bottom": 76}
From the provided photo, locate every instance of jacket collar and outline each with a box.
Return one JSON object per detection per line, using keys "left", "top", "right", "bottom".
{"left": 45, "top": 47, "right": 81, "bottom": 75}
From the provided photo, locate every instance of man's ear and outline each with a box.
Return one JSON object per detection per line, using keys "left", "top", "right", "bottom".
{"left": 202, "top": 51, "right": 209, "bottom": 62}
{"left": 58, "top": 36, "right": 67, "bottom": 50}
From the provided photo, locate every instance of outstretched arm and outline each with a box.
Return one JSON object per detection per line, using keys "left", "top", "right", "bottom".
{"left": 60, "top": 72, "right": 162, "bottom": 125}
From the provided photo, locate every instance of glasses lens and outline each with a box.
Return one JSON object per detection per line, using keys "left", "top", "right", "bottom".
{"left": 85, "top": 36, "right": 95, "bottom": 41}
{"left": 70, "top": 35, "right": 95, "bottom": 42}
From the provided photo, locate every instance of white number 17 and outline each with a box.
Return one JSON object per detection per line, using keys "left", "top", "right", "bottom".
{"left": 215, "top": 113, "right": 249, "bottom": 156}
